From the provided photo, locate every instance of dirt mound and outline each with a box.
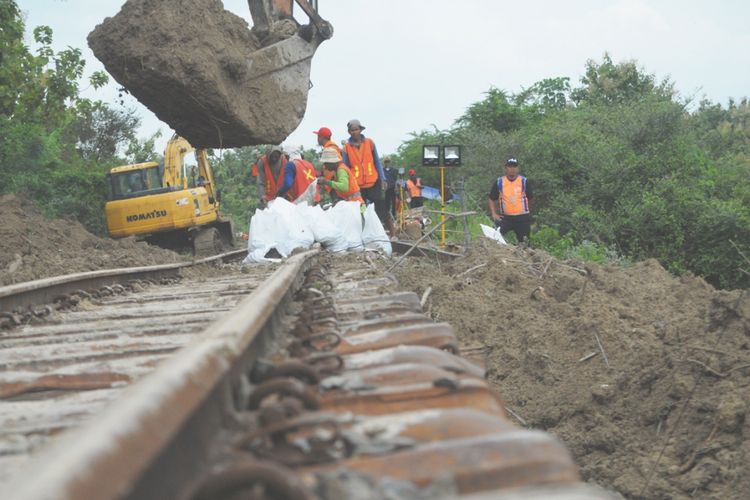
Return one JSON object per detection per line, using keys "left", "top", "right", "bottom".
{"left": 88, "top": 0, "right": 322, "bottom": 148}
{"left": 0, "top": 195, "right": 185, "bottom": 286}
{"left": 387, "top": 240, "right": 749, "bottom": 499}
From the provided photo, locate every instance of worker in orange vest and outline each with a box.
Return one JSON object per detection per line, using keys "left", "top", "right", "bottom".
{"left": 488, "top": 157, "right": 534, "bottom": 243}
{"left": 342, "top": 119, "right": 393, "bottom": 232}
{"left": 313, "top": 126, "right": 341, "bottom": 199}
{"left": 406, "top": 168, "right": 425, "bottom": 208}
{"left": 317, "top": 148, "right": 364, "bottom": 205}
{"left": 254, "top": 146, "right": 288, "bottom": 207}
{"left": 275, "top": 149, "right": 321, "bottom": 203}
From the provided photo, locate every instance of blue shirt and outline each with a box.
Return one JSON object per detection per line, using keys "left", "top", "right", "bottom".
{"left": 275, "top": 161, "right": 297, "bottom": 197}
{"left": 342, "top": 134, "right": 385, "bottom": 183}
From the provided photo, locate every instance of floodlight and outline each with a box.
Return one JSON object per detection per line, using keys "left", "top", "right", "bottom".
{"left": 443, "top": 145, "right": 462, "bottom": 166}
{"left": 422, "top": 145, "right": 440, "bottom": 166}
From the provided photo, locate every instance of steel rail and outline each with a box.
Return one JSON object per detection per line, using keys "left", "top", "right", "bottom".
{"left": 0, "top": 249, "right": 248, "bottom": 313}
{"left": 8, "top": 249, "right": 317, "bottom": 500}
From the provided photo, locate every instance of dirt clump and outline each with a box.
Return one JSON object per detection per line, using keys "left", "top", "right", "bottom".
{"left": 88, "top": 0, "right": 322, "bottom": 148}
{"left": 385, "top": 240, "right": 749, "bottom": 499}
{"left": 0, "top": 194, "right": 185, "bottom": 286}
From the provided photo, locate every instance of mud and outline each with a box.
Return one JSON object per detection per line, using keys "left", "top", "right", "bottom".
{"left": 0, "top": 195, "right": 185, "bottom": 286}
{"left": 88, "top": 0, "right": 321, "bottom": 148}
{"left": 386, "top": 240, "right": 749, "bottom": 500}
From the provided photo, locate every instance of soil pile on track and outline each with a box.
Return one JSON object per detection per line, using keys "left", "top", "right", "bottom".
{"left": 0, "top": 194, "right": 184, "bottom": 286}
{"left": 88, "top": 0, "right": 313, "bottom": 148}
{"left": 387, "top": 240, "right": 749, "bottom": 499}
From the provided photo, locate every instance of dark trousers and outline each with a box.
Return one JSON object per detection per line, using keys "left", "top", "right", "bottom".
{"left": 384, "top": 187, "right": 397, "bottom": 218}
{"left": 496, "top": 213, "right": 531, "bottom": 243}
{"left": 409, "top": 197, "right": 424, "bottom": 209}
{"left": 361, "top": 178, "right": 388, "bottom": 223}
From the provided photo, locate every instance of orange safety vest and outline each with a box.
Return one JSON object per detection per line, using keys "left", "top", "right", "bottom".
{"left": 322, "top": 139, "right": 342, "bottom": 159}
{"left": 333, "top": 164, "right": 364, "bottom": 204}
{"left": 406, "top": 178, "right": 423, "bottom": 198}
{"left": 344, "top": 138, "right": 378, "bottom": 189}
{"left": 286, "top": 159, "right": 320, "bottom": 202}
{"left": 497, "top": 175, "right": 529, "bottom": 215}
{"left": 262, "top": 154, "right": 288, "bottom": 199}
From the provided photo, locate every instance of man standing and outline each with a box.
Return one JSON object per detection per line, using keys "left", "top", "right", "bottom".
{"left": 313, "top": 126, "right": 342, "bottom": 158}
{"left": 342, "top": 119, "right": 393, "bottom": 232}
{"left": 255, "top": 145, "right": 288, "bottom": 206}
{"left": 406, "top": 168, "right": 425, "bottom": 208}
{"left": 317, "top": 148, "right": 364, "bottom": 205}
{"left": 382, "top": 157, "right": 398, "bottom": 218}
{"left": 488, "top": 157, "right": 533, "bottom": 243}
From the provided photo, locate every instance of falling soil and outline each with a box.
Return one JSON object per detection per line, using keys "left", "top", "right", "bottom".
{"left": 384, "top": 240, "right": 749, "bottom": 500}
{"left": 0, "top": 194, "right": 186, "bottom": 286}
{"left": 88, "top": 0, "right": 319, "bottom": 148}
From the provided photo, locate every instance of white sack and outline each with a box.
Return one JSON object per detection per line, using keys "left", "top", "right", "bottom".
{"left": 243, "top": 198, "right": 315, "bottom": 264}
{"left": 480, "top": 223, "right": 507, "bottom": 245}
{"left": 299, "top": 205, "right": 347, "bottom": 252}
{"left": 329, "top": 201, "right": 364, "bottom": 252}
{"left": 293, "top": 179, "right": 319, "bottom": 206}
{"left": 362, "top": 204, "right": 392, "bottom": 256}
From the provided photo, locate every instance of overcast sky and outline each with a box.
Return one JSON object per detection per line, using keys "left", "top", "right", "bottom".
{"left": 21, "top": 0, "right": 750, "bottom": 156}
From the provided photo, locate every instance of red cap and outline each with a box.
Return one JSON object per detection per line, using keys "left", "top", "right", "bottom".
{"left": 408, "top": 168, "right": 416, "bottom": 176}
{"left": 312, "top": 127, "right": 332, "bottom": 138}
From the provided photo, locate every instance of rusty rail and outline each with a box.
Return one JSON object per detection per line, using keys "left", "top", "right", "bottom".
{"left": 6, "top": 250, "right": 315, "bottom": 500}
{"left": 3, "top": 250, "right": 614, "bottom": 499}
{"left": 0, "top": 249, "right": 248, "bottom": 314}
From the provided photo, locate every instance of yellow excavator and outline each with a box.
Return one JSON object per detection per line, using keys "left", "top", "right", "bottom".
{"left": 104, "top": 136, "right": 234, "bottom": 255}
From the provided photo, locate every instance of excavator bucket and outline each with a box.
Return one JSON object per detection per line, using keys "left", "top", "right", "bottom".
{"left": 88, "top": 0, "right": 332, "bottom": 148}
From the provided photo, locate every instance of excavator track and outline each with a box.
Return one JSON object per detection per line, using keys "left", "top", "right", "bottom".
{"left": 0, "top": 251, "right": 614, "bottom": 499}
{"left": 193, "top": 226, "right": 226, "bottom": 257}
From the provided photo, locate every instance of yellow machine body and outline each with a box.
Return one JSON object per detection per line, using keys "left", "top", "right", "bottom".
{"left": 104, "top": 137, "right": 232, "bottom": 252}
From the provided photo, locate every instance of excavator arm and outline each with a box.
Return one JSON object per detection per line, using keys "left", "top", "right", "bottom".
{"left": 248, "top": 0, "right": 332, "bottom": 43}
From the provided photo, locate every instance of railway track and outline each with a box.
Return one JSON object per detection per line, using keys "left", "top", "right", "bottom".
{"left": 1, "top": 249, "right": 613, "bottom": 499}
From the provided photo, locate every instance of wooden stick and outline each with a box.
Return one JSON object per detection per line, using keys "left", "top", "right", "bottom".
{"left": 686, "top": 358, "right": 725, "bottom": 377}
{"left": 729, "top": 239, "right": 750, "bottom": 266}
{"left": 386, "top": 211, "right": 476, "bottom": 273}
{"left": 504, "top": 406, "right": 527, "bottom": 426}
{"left": 727, "top": 363, "right": 750, "bottom": 374}
{"left": 686, "top": 358, "right": 750, "bottom": 378}
{"left": 454, "top": 262, "right": 487, "bottom": 279}
{"left": 420, "top": 286, "right": 432, "bottom": 308}
{"left": 593, "top": 330, "right": 610, "bottom": 368}
{"left": 578, "top": 351, "right": 599, "bottom": 363}
{"left": 540, "top": 258, "right": 553, "bottom": 279}
{"left": 687, "top": 345, "right": 734, "bottom": 356}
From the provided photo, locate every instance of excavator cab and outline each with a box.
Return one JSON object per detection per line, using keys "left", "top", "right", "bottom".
{"left": 106, "top": 163, "right": 166, "bottom": 201}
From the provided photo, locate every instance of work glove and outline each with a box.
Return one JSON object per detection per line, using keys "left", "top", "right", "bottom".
{"left": 493, "top": 217, "right": 503, "bottom": 228}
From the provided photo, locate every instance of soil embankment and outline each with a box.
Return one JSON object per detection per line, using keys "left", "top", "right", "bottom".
{"left": 389, "top": 240, "right": 748, "bottom": 499}
{"left": 0, "top": 194, "right": 184, "bottom": 286}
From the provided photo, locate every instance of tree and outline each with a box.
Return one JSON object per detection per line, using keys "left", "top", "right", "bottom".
{"left": 571, "top": 53, "right": 675, "bottom": 105}
{"left": 455, "top": 87, "right": 524, "bottom": 133}
{"left": 0, "top": 0, "right": 147, "bottom": 234}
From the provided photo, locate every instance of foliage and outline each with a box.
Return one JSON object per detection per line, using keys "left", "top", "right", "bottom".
{"left": 1, "top": 0, "right": 149, "bottom": 233}
{"left": 404, "top": 53, "right": 749, "bottom": 289}
{"left": 2, "top": 4, "right": 747, "bottom": 288}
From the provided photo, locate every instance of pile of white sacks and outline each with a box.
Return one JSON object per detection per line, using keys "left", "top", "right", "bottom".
{"left": 243, "top": 196, "right": 392, "bottom": 264}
